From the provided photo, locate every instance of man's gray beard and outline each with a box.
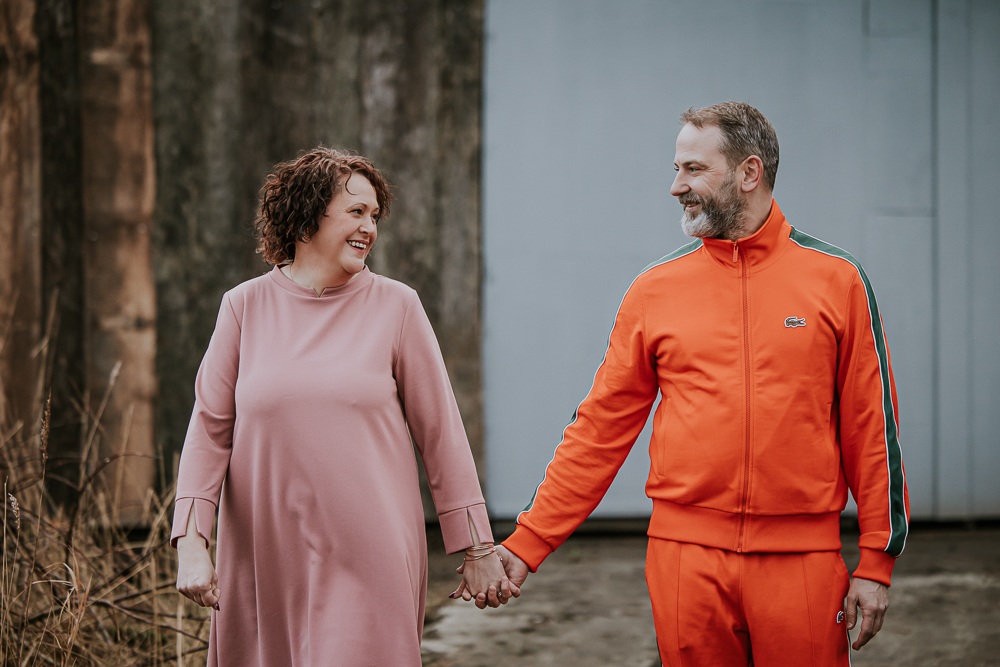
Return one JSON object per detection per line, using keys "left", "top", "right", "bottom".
{"left": 680, "top": 173, "right": 747, "bottom": 240}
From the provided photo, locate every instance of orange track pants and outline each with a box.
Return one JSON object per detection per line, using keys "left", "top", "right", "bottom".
{"left": 646, "top": 538, "right": 852, "bottom": 667}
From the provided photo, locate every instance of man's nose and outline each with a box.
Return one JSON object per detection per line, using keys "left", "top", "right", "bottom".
{"left": 669, "top": 172, "right": 688, "bottom": 197}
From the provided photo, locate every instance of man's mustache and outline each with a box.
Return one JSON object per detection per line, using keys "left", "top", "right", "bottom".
{"left": 678, "top": 193, "right": 704, "bottom": 207}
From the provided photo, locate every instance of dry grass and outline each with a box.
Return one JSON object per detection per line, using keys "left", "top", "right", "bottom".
{"left": 0, "top": 384, "right": 211, "bottom": 666}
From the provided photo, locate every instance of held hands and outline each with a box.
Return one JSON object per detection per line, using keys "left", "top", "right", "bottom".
{"left": 845, "top": 576, "right": 889, "bottom": 650}
{"left": 450, "top": 544, "right": 530, "bottom": 609}
{"left": 496, "top": 545, "right": 529, "bottom": 590}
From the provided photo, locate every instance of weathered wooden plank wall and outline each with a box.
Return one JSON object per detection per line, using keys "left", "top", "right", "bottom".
{"left": 0, "top": 0, "right": 44, "bottom": 442}
{"left": 151, "top": 0, "right": 487, "bottom": 505}
{"left": 2, "top": 0, "right": 484, "bottom": 518}
{"left": 36, "top": 0, "right": 88, "bottom": 501}
{"left": 1, "top": 0, "right": 157, "bottom": 520}
{"left": 78, "top": 0, "right": 157, "bottom": 522}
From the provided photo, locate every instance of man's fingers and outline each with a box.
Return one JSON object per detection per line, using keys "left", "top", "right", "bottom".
{"left": 873, "top": 607, "right": 885, "bottom": 635}
{"left": 844, "top": 596, "right": 858, "bottom": 630}
{"left": 475, "top": 592, "right": 487, "bottom": 610}
{"left": 500, "top": 578, "right": 512, "bottom": 604}
{"left": 487, "top": 584, "right": 501, "bottom": 608}
{"left": 852, "top": 610, "right": 875, "bottom": 650}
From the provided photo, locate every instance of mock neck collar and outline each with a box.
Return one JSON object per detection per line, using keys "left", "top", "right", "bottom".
{"left": 268, "top": 264, "right": 374, "bottom": 298}
{"left": 700, "top": 199, "right": 790, "bottom": 269}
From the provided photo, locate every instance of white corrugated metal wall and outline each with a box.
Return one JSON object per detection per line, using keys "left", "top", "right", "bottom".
{"left": 482, "top": 0, "right": 1000, "bottom": 520}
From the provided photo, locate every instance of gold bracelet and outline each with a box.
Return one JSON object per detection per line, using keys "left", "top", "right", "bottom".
{"left": 463, "top": 548, "right": 498, "bottom": 562}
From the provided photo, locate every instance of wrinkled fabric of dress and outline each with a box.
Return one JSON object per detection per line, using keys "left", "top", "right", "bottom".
{"left": 171, "top": 266, "right": 492, "bottom": 667}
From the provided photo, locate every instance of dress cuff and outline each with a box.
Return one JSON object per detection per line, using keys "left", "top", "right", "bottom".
{"left": 438, "top": 503, "right": 494, "bottom": 554}
{"left": 501, "top": 524, "right": 553, "bottom": 573}
{"left": 853, "top": 547, "right": 897, "bottom": 586}
{"left": 170, "top": 497, "right": 216, "bottom": 549}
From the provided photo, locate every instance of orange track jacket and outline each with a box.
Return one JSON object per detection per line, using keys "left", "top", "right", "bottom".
{"left": 504, "top": 201, "right": 909, "bottom": 586}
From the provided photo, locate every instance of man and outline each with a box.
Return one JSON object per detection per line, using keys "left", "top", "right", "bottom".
{"left": 497, "top": 102, "right": 909, "bottom": 666}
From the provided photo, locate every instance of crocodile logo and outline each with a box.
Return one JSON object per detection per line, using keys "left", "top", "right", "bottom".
{"left": 784, "top": 316, "right": 806, "bottom": 328}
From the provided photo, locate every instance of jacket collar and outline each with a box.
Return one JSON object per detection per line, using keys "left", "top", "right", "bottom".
{"left": 700, "top": 199, "right": 790, "bottom": 270}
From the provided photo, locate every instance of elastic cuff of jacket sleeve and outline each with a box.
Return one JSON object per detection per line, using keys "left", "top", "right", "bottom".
{"left": 853, "top": 548, "right": 896, "bottom": 586}
{"left": 170, "top": 498, "right": 216, "bottom": 549}
{"left": 438, "top": 503, "right": 494, "bottom": 554}
{"left": 500, "top": 524, "right": 553, "bottom": 573}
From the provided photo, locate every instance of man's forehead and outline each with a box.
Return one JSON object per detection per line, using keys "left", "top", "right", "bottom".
{"left": 674, "top": 124, "right": 725, "bottom": 163}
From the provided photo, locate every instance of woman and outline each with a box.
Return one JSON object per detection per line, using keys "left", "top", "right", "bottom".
{"left": 172, "top": 148, "right": 511, "bottom": 666}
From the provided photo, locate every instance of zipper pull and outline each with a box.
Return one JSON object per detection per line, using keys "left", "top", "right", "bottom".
{"left": 732, "top": 242, "right": 739, "bottom": 263}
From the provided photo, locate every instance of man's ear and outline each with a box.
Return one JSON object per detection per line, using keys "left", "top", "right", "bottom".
{"left": 740, "top": 155, "right": 764, "bottom": 193}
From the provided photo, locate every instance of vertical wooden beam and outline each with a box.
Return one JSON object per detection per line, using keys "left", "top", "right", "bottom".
{"left": 431, "top": 0, "right": 485, "bottom": 492}
{"left": 357, "top": 0, "right": 486, "bottom": 495}
{"left": 78, "top": 0, "right": 157, "bottom": 523}
{"left": 0, "top": 0, "right": 43, "bottom": 435}
{"left": 150, "top": 0, "right": 262, "bottom": 469}
{"left": 36, "top": 0, "right": 87, "bottom": 498}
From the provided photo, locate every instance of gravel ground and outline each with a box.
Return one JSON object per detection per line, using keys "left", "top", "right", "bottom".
{"left": 421, "top": 523, "right": 1000, "bottom": 667}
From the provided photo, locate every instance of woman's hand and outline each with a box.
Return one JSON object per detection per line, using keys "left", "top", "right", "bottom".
{"left": 450, "top": 546, "right": 518, "bottom": 609}
{"left": 175, "top": 528, "right": 221, "bottom": 609}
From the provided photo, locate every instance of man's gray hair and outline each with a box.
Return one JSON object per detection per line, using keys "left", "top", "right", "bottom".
{"left": 680, "top": 102, "right": 779, "bottom": 191}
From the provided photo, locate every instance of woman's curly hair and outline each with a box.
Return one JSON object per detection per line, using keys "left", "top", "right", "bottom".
{"left": 254, "top": 148, "right": 393, "bottom": 265}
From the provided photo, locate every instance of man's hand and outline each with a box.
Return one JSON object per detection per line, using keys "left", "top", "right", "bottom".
{"left": 845, "top": 576, "right": 888, "bottom": 650}
{"left": 496, "top": 545, "right": 529, "bottom": 591}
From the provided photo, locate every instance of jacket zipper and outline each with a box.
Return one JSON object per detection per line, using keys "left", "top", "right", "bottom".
{"left": 736, "top": 241, "right": 751, "bottom": 552}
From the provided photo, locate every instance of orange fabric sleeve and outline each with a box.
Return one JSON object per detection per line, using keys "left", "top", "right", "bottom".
{"left": 503, "top": 279, "right": 659, "bottom": 571}
{"left": 837, "top": 274, "right": 909, "bottom": 585}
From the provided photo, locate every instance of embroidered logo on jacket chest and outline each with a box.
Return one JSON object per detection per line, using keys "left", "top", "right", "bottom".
{"left": 784, "top": 316, "right": 807, "bottom": 328}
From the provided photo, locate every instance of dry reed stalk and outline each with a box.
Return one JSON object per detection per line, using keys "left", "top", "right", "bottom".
{"left": 1, "top": 352, "right": 210, "bottom": 664}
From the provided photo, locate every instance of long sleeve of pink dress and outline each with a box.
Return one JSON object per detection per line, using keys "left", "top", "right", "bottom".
{"left": 171, "top": 266, "right": 492, "bottom": 666}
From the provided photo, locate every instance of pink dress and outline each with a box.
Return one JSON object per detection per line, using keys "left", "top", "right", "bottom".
{"left": 171, "top": 266, "right": 492, "bottom": 666}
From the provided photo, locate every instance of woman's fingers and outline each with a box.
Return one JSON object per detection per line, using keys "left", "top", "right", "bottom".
{"left": 203, "top": 586, "right": 221, "bottom": 608}
{"left": 176, "top": 548, "right": 220, "bottom": 608}
{"left": 178, "top": 577, "right": 220, "bottom": 608}
{"left": 449, "top": 580, "right": 467, "bottom": 599}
